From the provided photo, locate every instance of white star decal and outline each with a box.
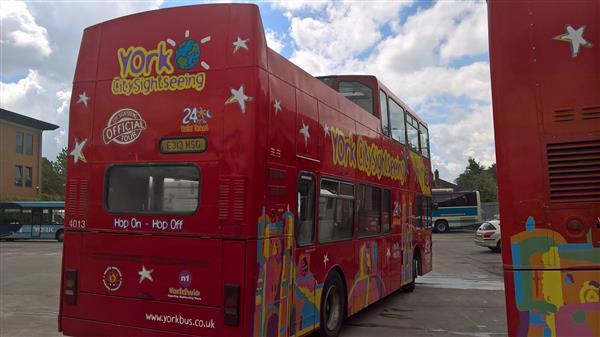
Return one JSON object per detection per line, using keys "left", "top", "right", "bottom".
{"left": 225, "top": 84, "right": 253, "bottom": 113}
{"left": 553, "top": 25, "right": 593, "bottom": 57}
{"left": 273, "top": 99, "right": 282, "bottom": 115}
{"left": 69, "top": 138, "right": 87, "bottom": 164}
{"left": 323, "top": 253, "right": 329, "bottom": 268}
{"left": 138, "top": 265, "right": 154, "bottom": 283}
{"left": 299, "top": 121, "right": 310, "bottom": 149}
{"left": 77, "top": 92, "right": 90, "bottom": 108}
{"left": 232, "top": 36, "right": 249, "bottom": 53}
{"left": 324, "top": 123, "right": 330, "bottom": 137}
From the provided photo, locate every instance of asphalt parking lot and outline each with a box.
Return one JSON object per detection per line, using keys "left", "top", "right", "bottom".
{"left": 0, "top": 231, "right": 507, "bottom": 337}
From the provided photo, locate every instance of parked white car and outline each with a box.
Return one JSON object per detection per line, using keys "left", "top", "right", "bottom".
{"left": 474, "top": 220, "right": 501, "bottom": 252}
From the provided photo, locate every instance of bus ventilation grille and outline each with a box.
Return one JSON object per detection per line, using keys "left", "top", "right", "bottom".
{"left": 547, "top": 140, "right": 600, "bottom": 203}
{"left": 582, "top": 105, "right": 600, "bottom": 120}
{"left": 66, "top": 179, "right": 89, "bottom": 217}
{"left": 553, "top": 108, "right": 575, "bottom": 122}
{"left": 553, "top": 105, "right": 600, "bottom": 122}
{"left": 218, "top": 177, "right": 246, "bottom": 222}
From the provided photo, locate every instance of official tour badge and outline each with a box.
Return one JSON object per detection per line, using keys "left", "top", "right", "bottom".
{"left": 102, "top": 108, "right": 147, "bottom": 145}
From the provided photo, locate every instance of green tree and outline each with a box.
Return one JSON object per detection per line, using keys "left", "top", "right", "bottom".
{"left": 41, "top": 147, "right": 67, "bottom": 199}
{"left": 54, "top": 147, "right": 67, "bottom": 176}
{"left": 455, "top": 158, "right": 498, "bottom": 202}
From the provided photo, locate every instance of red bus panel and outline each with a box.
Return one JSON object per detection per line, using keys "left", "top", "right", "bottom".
{"left": 488, "top": 1, "right": 600, "bottom": 336}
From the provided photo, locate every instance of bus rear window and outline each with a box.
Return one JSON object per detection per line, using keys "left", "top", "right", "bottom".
{"left": 106, "top": 165, "right": 200, "bottom": 214}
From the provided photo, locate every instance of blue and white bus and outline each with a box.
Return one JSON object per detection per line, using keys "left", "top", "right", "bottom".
{"left": 432, "top": 190, "right": 481, "bottom": 232}
{"left": 0, "top": 201, "right": 64, "bottom": 241}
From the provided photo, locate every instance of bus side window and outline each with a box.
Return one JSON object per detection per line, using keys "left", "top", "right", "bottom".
{"left": 380, "top": 90, "right": 390, "bottom": 136}
{"left": 21, "top": 209, "right": 32, "bottom": 225}
{"left": 382, "top": 189, "right": 391, "bottom": 233}
{"left": 357, "top": 184, "right": 381, "bottom": 237}
{"left": 318, "top": 179, "right": 354, "bottom": 243}
{"left": 2, "top": 208, "right": 21, "bottom": 224}
{"left": 52, "top": 209, "right": 65, "bottom": 224}
{"left": 42, "top": 209, "right": 52, "bottom": 224}
{"left": 425, "top": 196, "right": 432, "bottom": 228}
{"left": 297, "top": 174, "right": 315, "bottom": 246}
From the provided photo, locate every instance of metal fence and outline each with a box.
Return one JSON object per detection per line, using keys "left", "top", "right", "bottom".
{"left": 481, "top": 202, "right": 499, "bottom": 221}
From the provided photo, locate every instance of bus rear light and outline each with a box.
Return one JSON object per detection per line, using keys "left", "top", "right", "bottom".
{"left": 224, "top": 284, "right": 240, "bottom": 326}
{"left": 64, "top": 270, "right": 78, "bottom": 305}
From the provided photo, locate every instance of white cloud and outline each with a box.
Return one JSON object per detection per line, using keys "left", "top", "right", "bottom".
{"left": 270, "top": 1, "right": 328, "bottom": 17}
{"left": 377, "top": 62, "right": 491, "bottom": 109}
{"left": 278, "top": 1, "right": 491, "bottom": 181}
{"left": 0, "top": 0, "right": 52, "bottom": 74}
{"left": 1, "top": 1, "right": 163, "bottom": 160}
{"left": 429, "top": 102, "right": 496, "bottom": 181}
{"left": 287, "top": 2, "right": 412, "bottom": 73}
{"left": 440, "top": 4, "right": 489, "bottom": 62}
{"left": 265, "top": 29, "right": 285, "bottom": 53}
{"left": 55, "top": 90, "right": 71, "bottom": 115}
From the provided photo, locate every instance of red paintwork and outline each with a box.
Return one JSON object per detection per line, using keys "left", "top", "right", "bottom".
{"left": 489, "top": 1, "right": 599, "bottom": 336}
{"left": 60, "top": 4, "right": 432, "bottom": 336}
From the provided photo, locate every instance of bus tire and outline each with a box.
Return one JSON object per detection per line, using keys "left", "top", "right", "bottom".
{"left": 56, "top": 230, "right": 64, "bottom": 242}
{"left": 405, "top": 251, "right": 420, "bottom": 292}
{"left": 434, "top": 220, "right": 449, "bottom": 233}
{"left": 319, "top": 270, "right": 345, "bottom": 337}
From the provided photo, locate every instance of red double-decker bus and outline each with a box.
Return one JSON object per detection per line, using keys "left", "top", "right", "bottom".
{"left": 489, "top": 1, "right": 599, "bottom": 336}
{"left": 59, "top": 4, "right": 433, "bottom": 337}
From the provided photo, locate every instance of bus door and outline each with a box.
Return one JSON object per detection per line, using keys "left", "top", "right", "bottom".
{"left": 420, "top": 196, "right": 433, "bottom": 275}
{"left": 290, "top": 172, "right": 318, "bottom": 337}
{"left": 31, "top": 209, "right": 43, "bottom": 238}
{"left": 354, "top": 184, "right": 386, "bottom": 312}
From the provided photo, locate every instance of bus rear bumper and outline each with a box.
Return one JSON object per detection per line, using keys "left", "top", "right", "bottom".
{"left": 60, "top": 316, "right": 201, "bottom": 337}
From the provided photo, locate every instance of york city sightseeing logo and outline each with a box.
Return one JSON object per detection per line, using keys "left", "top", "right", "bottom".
{"left": 103, "top": 108, "right": 147, "bottom": 145}
{"left": 111, "top": 30, "right": 211, "bottom": 96}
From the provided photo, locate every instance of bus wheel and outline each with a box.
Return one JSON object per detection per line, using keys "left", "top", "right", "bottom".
{"left": 405, "top": 253, "right": 419, "bottom": 292}
{"left": 434, "top": 220, "right": 449, "bottom": 233}
{"left": 56, "top": 230, "right": 64, "bottom": 242}
{"left": 319, "top": 271, "right": 345, "bottom": 337}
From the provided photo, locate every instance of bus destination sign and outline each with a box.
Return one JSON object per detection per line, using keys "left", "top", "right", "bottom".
{"left": 160, "top": 137, "right": 207, "bottom": 154}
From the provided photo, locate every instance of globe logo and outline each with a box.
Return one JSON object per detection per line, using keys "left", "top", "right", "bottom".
{"left": 175, "top": 39, "right": 201, "bottom": 70}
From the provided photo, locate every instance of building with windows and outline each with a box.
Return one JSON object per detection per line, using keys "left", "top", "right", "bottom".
{"left": 0, "top": 108, "right": 59, "bottom": 198}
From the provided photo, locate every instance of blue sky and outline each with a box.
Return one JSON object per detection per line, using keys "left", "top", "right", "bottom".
{"left": 0, "top": 0, "right": 493, "bottom": 181}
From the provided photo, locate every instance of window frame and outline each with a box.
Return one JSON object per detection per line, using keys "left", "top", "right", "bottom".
{"left": 296, "top": 172, "right": 316, "bottom": 247}
{"left": 317, "top": 177, "right": 355, "bottom": 244}
{"left": 389, "top": 98, "right": 407, "bottom": 144}
{"left": 357, "top": 184, "right": 382, "bottom": 238}
{"left": 379, "top": 90, "right": 390, "bottom": 136}
{"left": 25, "top": 133, "right": 33, "bottom": 155}
{"left": 16, "top": 132, "right": 24, "bottom": 154}
{"left": 382, "top": 189, "right": 391, "bottom": 233}
{"left": 338, "top": 80, "right": 374, "bottom": 115}
{"left": 419, "top": 123, "right": 430, "bottom": 158}
{"left": 405, "top": 112, "right": 420, "bottom": 152}
{"left": 24, "top": 166, "right": 32, "bottom": 187}
{"left": 15, "top": 165, "right": 23, "bottom": 186}
{"left": 104, "top": 163, "right": 201, "bottom": 215}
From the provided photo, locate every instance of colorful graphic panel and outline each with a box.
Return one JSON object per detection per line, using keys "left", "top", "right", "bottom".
{"left": 511, "top": 216, "right": 600, "bottom": 337}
